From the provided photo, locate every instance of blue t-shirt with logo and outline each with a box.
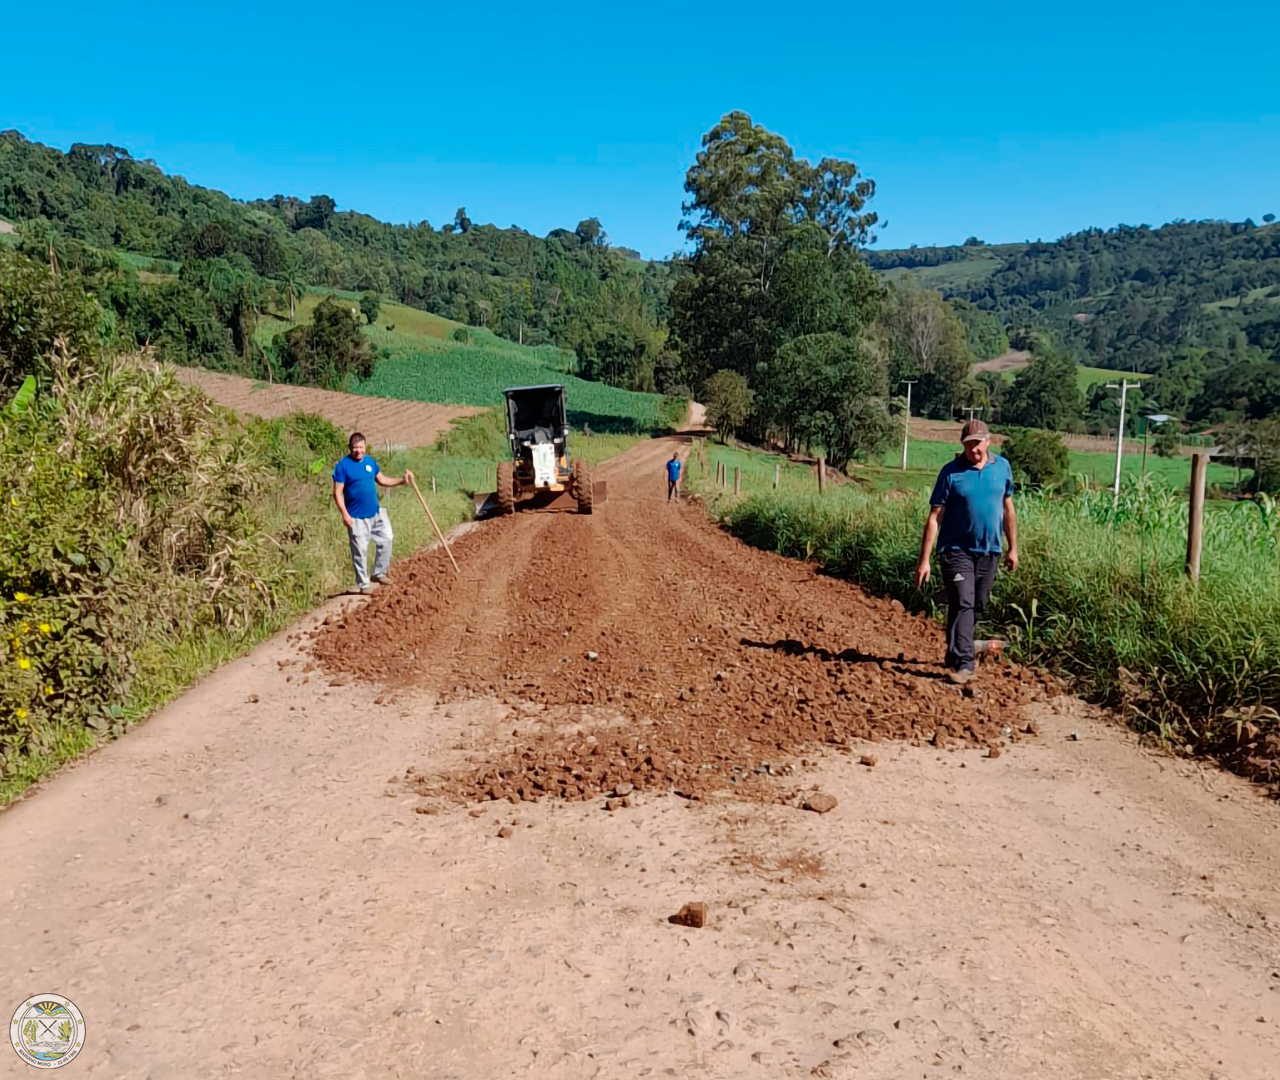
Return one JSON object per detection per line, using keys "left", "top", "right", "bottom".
{"left": 929, "top": 452, "right": 1013, "bottom": 554}
{"left": 333, "top": 455, "right": 381, "bottom": 519}
{"left": 666, "top": 459, "right": 682, "bottom": 481}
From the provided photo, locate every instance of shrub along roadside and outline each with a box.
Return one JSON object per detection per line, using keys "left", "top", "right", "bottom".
{"left": 691, "top": 458, "right": 1280, "bottom": 786}
{"left": 1, "top": 357, "right": 637, "bottom": 803}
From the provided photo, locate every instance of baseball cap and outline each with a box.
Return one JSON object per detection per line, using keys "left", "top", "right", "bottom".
{"left": 961, "top": 420, "right": 990, "bottom": 444}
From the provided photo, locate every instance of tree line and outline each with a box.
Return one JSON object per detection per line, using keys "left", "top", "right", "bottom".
{"left": 0, "top": 130, "right": 674, "bottom": 391}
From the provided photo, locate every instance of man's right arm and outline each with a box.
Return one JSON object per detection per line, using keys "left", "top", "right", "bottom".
{"left": 332, "top": 481, "right": 353, "bottom": 529}
{"left": 915, "top": 505, "right": 944, "bottom": 588}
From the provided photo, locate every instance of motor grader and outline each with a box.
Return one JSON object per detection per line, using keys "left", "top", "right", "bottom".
{"left": 473, "top": 384, "right": 605, "bottom": 517}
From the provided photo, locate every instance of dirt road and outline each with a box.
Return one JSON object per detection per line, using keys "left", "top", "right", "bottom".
{"left": 2, "top": 435, "right": 1278, "bottom": 1080}
{"left": 174, "top": 367, "right": 481, "bottom": 447}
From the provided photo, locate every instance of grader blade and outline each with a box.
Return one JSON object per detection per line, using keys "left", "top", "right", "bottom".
{"left": 472, "top": 491, "right": 502, "bottom": 519}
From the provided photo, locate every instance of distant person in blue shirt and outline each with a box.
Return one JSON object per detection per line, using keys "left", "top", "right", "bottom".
{"left": 665, "top": 452, "right": 683, "bottom": 502}
{"left": 914, "top": 420, "right": 1019, "bottom": 685}
{"left": 332, "top": 432, "right": 414, "bottom": 594}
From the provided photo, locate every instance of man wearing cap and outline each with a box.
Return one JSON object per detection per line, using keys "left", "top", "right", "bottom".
{"left": 914, "top": 420, "right": 1018, "bottom": 685}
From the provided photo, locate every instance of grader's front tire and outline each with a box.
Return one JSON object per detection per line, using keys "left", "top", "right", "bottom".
{"left": 574, "top": 462, "right": 594, "bottom": 515}
{"left": 497, "top": 461, "right": 516, "bottom": 516}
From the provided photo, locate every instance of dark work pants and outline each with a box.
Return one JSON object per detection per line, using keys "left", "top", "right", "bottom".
{"left": 940, "top": 551, "right": 999, "bottom": 672}
{"left": 667, "top": 479, "right": 679, "bottom": 501}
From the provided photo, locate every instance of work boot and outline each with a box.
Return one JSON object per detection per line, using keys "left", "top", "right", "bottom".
{"left": 371, "top": 574, "right": 388, "bottom": 585}
{"left": 947, "top": 668, "right": 975, "bottom": 686}
{"left": 359, "top": 582, "right": 381, "bottom": 595}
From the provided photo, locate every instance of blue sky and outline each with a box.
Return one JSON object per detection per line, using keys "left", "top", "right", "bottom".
{"left": 2, "top": 0, "right": 1276, "bottom": 258}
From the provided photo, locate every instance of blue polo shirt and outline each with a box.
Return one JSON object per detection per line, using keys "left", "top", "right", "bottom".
{"left": 666, "top": 459, "right": 682, "bottom": 481}
{"left": 333, "top": 454, "right": 381, "bottom": 519}
{"left": 929, "top": 452, "right": 1013, "bottom": 554}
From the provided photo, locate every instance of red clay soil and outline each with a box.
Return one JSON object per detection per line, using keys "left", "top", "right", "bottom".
{"left": 313, "top": 438, "right": 1056, "bottom": 803}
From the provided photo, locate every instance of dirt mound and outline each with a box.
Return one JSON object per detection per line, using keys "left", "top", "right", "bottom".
{"left": 313, "top": 439, "right": 1052, "bottom": 803}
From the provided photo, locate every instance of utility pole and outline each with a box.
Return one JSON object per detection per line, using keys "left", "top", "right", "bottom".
{"left": 1106, "top": 380, "right": 1142, "bottom": 495}
{"left": 901, "top": 380, "right": 916, "bottom": 470}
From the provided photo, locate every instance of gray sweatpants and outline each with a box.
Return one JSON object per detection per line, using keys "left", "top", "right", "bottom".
{"left": 348, "top": 509, "right": 393, "bottom": 588}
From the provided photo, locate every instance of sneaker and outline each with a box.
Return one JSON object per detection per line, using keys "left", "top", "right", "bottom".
{"left": 947, "top": 668, "right": 975, "bottom": 686}
{"left": 359, "top": 582, "right": 381, "bottom": 595}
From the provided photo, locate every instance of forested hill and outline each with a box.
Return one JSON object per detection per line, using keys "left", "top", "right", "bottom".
{"left": 866, "top": 220, "right": 1280, "bottom": 376}
{"left": 0, "top": 130, "right": 672, "bottom": 382}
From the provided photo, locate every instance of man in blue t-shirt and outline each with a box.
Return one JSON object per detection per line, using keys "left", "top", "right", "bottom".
{"left": 665, "top": 452, "right": 683, "bottom": 502}
{"left": 914, "top": 420, "right": 1019, "bottom": 684}
{"left": 332, "top": 432, "right": 414, "bottom": 594}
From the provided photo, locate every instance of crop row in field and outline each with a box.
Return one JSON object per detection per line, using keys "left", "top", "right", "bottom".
{"left": 254, "top": 290, "right": 675, "bottom": 433}
{"left": 356, "top": 344, "right": 676, "bottom": 433}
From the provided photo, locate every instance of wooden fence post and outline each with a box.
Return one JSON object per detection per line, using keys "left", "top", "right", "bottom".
{"left": 817, "top": 456, "right": 826, "bottom": 495}
{"left": 774, "top": 463, "right": 780, "bottom": 490}
{"left": 733, "top": 466, "right": 741, "bottom": 496}
{"left": 431, "top": 475, "right": 437, "bottom": 493}
{"left": 1186, "top": 451, "right": 1207, "bottom": 582}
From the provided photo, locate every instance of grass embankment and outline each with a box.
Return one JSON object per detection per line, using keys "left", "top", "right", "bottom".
{"left": 690, "top": 441, "right": 1280, "bottom": 783}
{"left": 257, "top": 291, "right": 682, "bottom": 435}
{"left": 0, "top": 366, "right": 638, "bottom": 805}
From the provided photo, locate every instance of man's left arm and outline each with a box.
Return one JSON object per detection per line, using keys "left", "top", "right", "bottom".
{"left": 375, "top": 468, "right": 414, "bottom": 488}
{"left": 1001, "top": 459, "right": 1017, "bottom": 571}
{"left": 1002, "top": 496, "right": 1019, "bottom": 571}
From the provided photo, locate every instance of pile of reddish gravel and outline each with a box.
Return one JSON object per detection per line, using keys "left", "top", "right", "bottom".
{"left": 314, "top": 462, "right": 1057, "bottom": 804}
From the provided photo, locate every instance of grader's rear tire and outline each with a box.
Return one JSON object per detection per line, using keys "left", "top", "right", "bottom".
{"left": 574, "top": 462, "right": 594, "bottom": 515}
{"left": 497, "top": 461, "right": 515, "bottom": 516}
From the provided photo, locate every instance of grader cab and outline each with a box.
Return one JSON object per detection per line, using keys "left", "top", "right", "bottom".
{"left": 473, "top": 384, "right": 605, "bottom": 518}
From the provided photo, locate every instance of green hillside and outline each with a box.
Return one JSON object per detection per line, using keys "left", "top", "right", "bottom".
{"left": 256, "top": 290, "right": 678, "bottom": 432}
{"left": 0, "top": 129, "right": 675, "bottom": 394}
{"left": 871, "top": 221, "right": 1280, "bottom": 425}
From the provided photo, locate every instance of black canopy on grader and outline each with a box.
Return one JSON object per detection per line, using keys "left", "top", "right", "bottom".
{"left": 473, "top": 384, "right": 604, "bottom": 517}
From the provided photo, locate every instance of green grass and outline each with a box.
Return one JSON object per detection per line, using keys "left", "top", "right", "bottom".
{"left": 983, "top": 359, "right": 1152, "bottom": 394}
{"left": 298, "top": 291, "right": 462, "bottom": 339}
{"left": 880, "top": 257, "right": 1001, "bottom": 292}
{"left": 695, "top": 433, "right": 1235, "bottom": 502}
{"left": 874, "top": 244, "right": 1028, "bottom": 293}
{"left": 1202, "top": 286, "right": 1280, "bottom": 312}
{"left": 689, "top": 442, "right": 1280, "bottom": 783}
{"left": 1075, "top": 365, "right": 1151, "bottom": 392}
{"left": 878, "top": 437, "right": 1232, "bottom": 491}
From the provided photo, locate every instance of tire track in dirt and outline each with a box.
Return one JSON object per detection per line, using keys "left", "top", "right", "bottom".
{"left": 315, "top": 435, "right": 1056, "bottom": 803}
